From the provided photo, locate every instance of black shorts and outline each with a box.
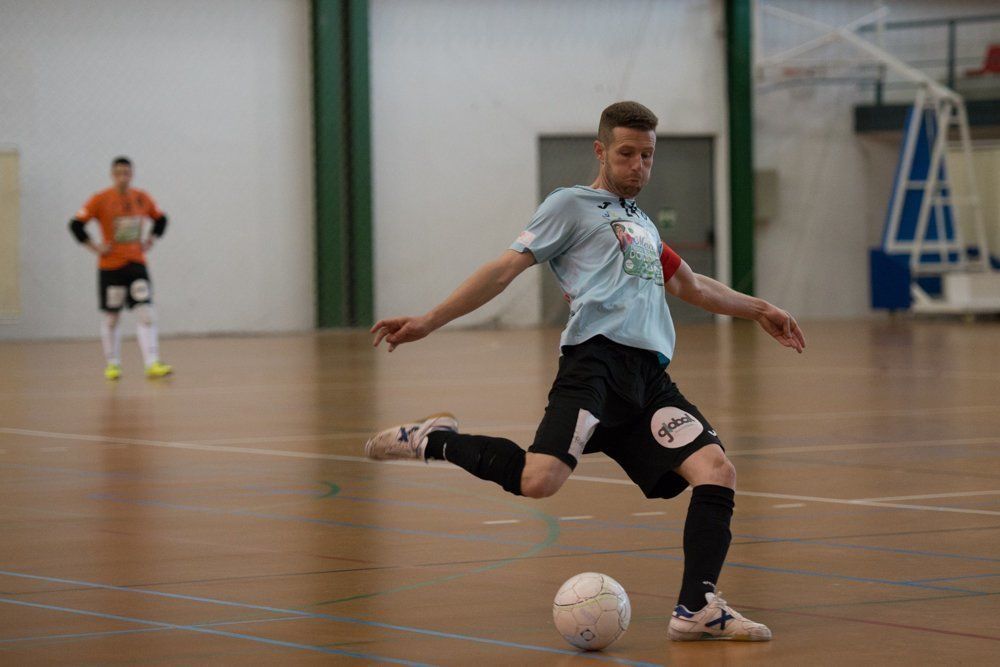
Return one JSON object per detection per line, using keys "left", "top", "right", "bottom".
{"left": 98, "top": 262, "right": 153, "bottom": 312}
{"left": 528, "top": 335, "right": 723, "bottom": 499}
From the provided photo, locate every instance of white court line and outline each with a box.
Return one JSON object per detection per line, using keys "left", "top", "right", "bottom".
{"left": 855, "top": 490, "right": 1000, "bottom": 502}
{"left": 483, "top": 519, "right": 520, "bottom": 525}
{"left": 558, "top": 516, "right": 593, "bottom": 521}
{"left": 729, "top": 490, "right": 1000, "bottom": 517}
{"left": 189, "top": 433, "right": 1000, "bottom": 459}
{"left": 195, "top": 433, "right": 372, "bottom": 445}
{"left": 0, "top": 427, "right": 429, "bottom": 468}
{"left": 773, "top": 503, "right": 806, "bottom": 509}
{"left": 4, "top": 426, "right": 1000, "bottom": 517}
{"left": 713, "top": 404, "right": 1000, "bottom": 423}
{"left": 632, "top": 511, "right": 665, "bottom": 517}
{"left": 0, "top": 375, "right": 553, "bottom": 401}
{"left": 726, "top": 436, "right": 1000, "bottom": 457}
{"left": 576, "top": 435, "right": 1000, "bottom": 462}
{"left": 6, "top": 366, "right": 1000, "bottom": 402}
{"left": 572, "top": 475, "right": 1000, "bottom": 516}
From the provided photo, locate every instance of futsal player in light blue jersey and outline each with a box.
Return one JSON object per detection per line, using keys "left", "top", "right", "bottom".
{"left": 366, "top": 101, "right": 805, "bottom": 642}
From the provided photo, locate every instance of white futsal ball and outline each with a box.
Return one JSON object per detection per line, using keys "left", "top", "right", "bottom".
{"left": 552, "top": 572, "right": 631, "bottom": 650}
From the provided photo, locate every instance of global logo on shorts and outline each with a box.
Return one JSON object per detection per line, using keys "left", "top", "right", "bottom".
{"left": 650, "top": 407, "right": 703, "bottom": 449}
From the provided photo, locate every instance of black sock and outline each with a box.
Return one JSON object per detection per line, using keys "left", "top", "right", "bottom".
{"left": 425, "top": 431, "right": 525, "bottom": 495}
{"left": 677, "top": 484, "right": 735, "bottom": 611}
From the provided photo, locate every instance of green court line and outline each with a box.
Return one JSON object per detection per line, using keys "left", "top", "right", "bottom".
{"left": 320, "top": 481, "right": 341, "bottom": 498}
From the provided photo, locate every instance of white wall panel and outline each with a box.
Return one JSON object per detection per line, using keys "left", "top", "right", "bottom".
{"left": 0, "top": 0, "right": 314, "bottom": 339}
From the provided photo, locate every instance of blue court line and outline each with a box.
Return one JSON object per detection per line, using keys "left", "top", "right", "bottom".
{"left": 567, "top": 543, "right": 984, "bottom": 594}
{"left": 0, "top": 615, "right": 303, "bottom": 644}
{"left": 0, "top": 598, "right": 431, "bottom": 666}
{"left": 88, "top": 493, "right": 537, "bottom": 548}
{"left": 565, "top": 517, "right": 1000, "bottom": 565}
{"left": 903, "top": 573, "right": 1000, "bottom": 584}
{"left": 379, "top": 474, "right": 1000, "bottom": 566}
{"left": 313, "top": 487, "right": 562, "bottom": 606}
{"left": 0, "top": 571, "right": 661, "bottom": 667}
{"left": 253, "top": 484, "right": 1000, "bottom": 568}
{"left": 355, "top": 483, "right": 1000, "bottom": 571}
{"left": 619, "top": 550, "right": 989, "bottom": 595}
{"left": 87, "top": 492, "right": 986, "bottom": 596}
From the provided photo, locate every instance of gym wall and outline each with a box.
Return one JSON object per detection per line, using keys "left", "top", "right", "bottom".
{"left": 369, "top": 0, "right": 730, "bottom": 327}
{"left": 0, "top": 0, "right": 314, "bottom": 339}
{"left": 756, "top": 0, "right": 1000, "bottom": 319}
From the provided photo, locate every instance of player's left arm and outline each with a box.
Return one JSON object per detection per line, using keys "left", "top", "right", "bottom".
{"left": 141, "top": 191, "right": 168, "bottom": 251}
{"left": 663, "top": 247, "right": 805, "bottom": 353}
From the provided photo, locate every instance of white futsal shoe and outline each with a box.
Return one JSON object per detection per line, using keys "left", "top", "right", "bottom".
{"left": 363, "top": 413, "right": 459, "bottom": 461}
{"left": 668, "top": 584, "right": 772, "bottom": 642}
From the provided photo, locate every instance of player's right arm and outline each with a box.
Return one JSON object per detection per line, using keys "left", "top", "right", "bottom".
{"left": 68, "top": 196, "right": 109, "bottom": 256}
{"left": 372, "top": 249, "right": 536, "bottom": 351}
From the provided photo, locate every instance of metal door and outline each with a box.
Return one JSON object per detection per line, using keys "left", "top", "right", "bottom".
{"left": 537, "top": 136, "right": 716, "bottom": 324}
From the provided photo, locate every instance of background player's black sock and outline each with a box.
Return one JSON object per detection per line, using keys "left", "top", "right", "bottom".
{"left": 677, "top": 484, "right": 735, "bottom": 611}
{"left": 425, "top": 431, "right": 525, "bottom": 495}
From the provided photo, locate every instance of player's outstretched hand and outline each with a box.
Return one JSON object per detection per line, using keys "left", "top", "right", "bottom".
{"left": 371, "top": 316, "right": 433, "bottom": 352}
{"left": 755, "top": 303, "right": 805, "bottom": 353}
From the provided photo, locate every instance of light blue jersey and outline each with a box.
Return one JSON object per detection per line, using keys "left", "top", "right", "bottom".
{"left": 511, "top": 186, "right": 676, "bottom": 364}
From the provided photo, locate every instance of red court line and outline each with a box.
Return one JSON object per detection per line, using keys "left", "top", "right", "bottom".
{"left": 633, "top": 591, "right": 1000, "bottom": 643}
{"left": 743, "top": 605, "right": 1000, "bottom": 643}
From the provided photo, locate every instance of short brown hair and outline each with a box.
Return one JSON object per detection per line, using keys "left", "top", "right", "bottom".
{"left": 597, "top": 101, "right": 658, "bottom": 144}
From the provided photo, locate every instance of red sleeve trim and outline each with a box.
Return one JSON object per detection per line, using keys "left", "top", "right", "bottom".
{"left": 660, "top": 242, "right": 682, "bottom": 282}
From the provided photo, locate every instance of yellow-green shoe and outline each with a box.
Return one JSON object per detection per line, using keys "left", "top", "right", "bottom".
{"left": 104, "top": 363, "right": 122, "bottom": 380}
{"left": 145, "top": 361, "right": 173, "bottom": 378}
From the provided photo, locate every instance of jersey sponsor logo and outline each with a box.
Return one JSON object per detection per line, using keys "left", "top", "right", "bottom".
{"left": 611, "top": 219, "right": 664, "bottom": 285}
{"left": 597, "top": 201, "right": 611, "bottom": 209}
{"left": 516, "top": 230, "right": 536, "bottom": 246}
{"left": 651, "top": 407, "right": 704, "bottom": 449}
{"left": 113, "top": 216, "right": 143, "bottom": 243}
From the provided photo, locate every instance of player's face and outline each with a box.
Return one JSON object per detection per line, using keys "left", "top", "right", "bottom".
{"left": 596, "top": 128, "right": 655, "bottom": 198}
{"left": 111, "top": 164, "right": 132, "bottom": 191}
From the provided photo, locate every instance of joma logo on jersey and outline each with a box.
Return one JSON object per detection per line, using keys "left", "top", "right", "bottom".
{"left": 650, "top": 407, "right": 703, "bottom": 449}
{"left": 658, "top": 414, "right": 696, "bottom": 442}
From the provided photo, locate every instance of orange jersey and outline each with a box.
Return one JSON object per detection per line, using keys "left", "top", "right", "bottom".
{"left": 76, "top": 187, "right": 164, "bottom": 270}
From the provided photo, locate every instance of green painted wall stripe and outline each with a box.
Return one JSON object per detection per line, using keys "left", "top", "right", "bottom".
{"left": 313, "top": 0, "right": 349, "bottom": 327}
{"left": 726, "top": 0, "right": 755, "bottom": 295}
{"left": 312, "top": 0, "right": 373, "bottom": 327}
{"left": 347, "top": 0, "right": 373, "bottom": 326}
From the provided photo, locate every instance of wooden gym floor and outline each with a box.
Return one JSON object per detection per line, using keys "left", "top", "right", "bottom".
{"left": 0, "top": 319, "right": 998, "bottom": 665}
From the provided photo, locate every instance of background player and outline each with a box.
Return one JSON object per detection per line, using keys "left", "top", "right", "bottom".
{"left": 365, "top": 101, "right": 806, "bottom": 643}
{"left": 68, "top": 156, "right": 172, "bottom": 379}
